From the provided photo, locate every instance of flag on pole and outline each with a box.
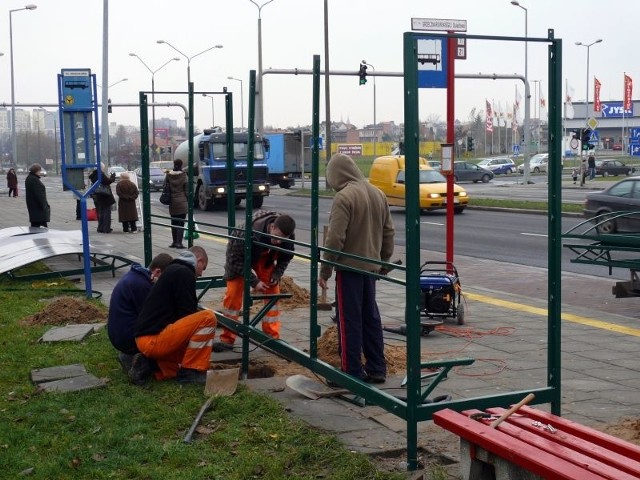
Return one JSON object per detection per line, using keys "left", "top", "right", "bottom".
{"left": 540, "top": 92, "right": 547, "bottom": 118}
{"left": 515, "top": 87, "right": 523, "bottom": 123}
{"left": 565, "top": 82, "right": 575, "bottom": 119}
{"left": 506, "top": 102, "right": 513, "bottom": 128}
{"left": 485, "top": 99, "right": 493, "bottom": 132}
{"left": 512, "top": 103, "right": 518, "bottom": 132}
{"left": 624, "top": 74, "right": 633, "bottom": 110}
{"left": 594, "top": 77, "right": 602, "bottom": 112}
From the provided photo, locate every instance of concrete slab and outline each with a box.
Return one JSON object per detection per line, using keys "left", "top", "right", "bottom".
{"left": 39, "top": 324, "right": 97, "bottom": 342}
{"left": 30, "top": 364, "right": 87, "bottom": 384}
{"left": 37, "top": 374, "right": 107, "bottom": 392}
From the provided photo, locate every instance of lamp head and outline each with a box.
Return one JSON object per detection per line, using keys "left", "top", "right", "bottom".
{"left": 25, "top": 4, "right": 37, "bottom": 10}
{"left": 575, "top": 41, "right": 583, "bottom": 46}
{"left": 510, "top": 0, "right": 520, "bottom": 5}
{"left": 172, "top": 57, "right": 181, "bottom": 61}
{"left": 215, "top": 45, "right": 224, "bottom": 49}
{"left": 128, "top": 53, "right": 137, "bottom": 57}
{"left": 595, "top": 39, "right": 603, "bottom": 44}
{"left": 157, "top": 40, "right": 165, "bottom": 44}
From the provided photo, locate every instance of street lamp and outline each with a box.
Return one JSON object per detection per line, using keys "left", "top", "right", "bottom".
{"left": 575, "top": 39, "right": 603, "bottom": 120}
{"left": 510, "top": 0, "right": 531, "bottom": 184}
{"left": 361, "top": 60, "right": 377, "bottom": 156}
{"left": 227, "top": 76, "right": 244, "bottom": 130}
{"left": 10, "top": 4, "right": 37, "bottom": 167}
{"left": 249, "top": 0, "right": 276, "bottom": 134}
{"left": 129, "top": 53, "right": 180, "bottom": 151}
{"left": 97, "top": 77, "right": 129, "bottom": 89}
{"left": 156, "top": 40, "right": 222, "bottom": 86}
{"left": 202, "top": 94, "right": 215, "bottom": 128}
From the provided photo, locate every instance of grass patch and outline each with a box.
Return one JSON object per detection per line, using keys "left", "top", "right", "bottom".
{"left": 0, "top": 276, "right": 404, "bottom": 479}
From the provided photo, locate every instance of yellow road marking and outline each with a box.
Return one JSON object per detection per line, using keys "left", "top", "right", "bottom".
{"left": 465, "top": 291, "right": 640, "bottom": 337}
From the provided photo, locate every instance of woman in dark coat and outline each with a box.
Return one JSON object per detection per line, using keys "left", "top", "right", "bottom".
{"left": 165, "top": 159, "right": 188, "bottom": 248}
{"left": 24, "top": 163, "right": 50, "bottom": 227}
{"left": 6, "top": 168, "right": 18, "bottom": 197}
{"left": 89, "top": 163, "right": 116, "bottom": 233}
{"left": 115, "top": 172, "right": 139, "bottom": 233}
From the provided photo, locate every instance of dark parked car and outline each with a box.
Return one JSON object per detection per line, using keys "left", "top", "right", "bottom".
{"left": 594, "top": 159, "right": 635, "bottom": 177}
{"left": 135, "top": 167, "right": 166, "bottom": 192}
{"left": 584, "top": 177, "right": 640, "bottom": 233}
{"left": 453, "top": 161, "right": 494, "bottom": 183}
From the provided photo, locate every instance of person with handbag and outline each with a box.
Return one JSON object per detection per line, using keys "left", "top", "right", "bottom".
{"left": 24, "top": 163, "right": 50, "bottom": 228}
{"left": 116, "top": 172, "right": 139, "bottom": 233}
{"left": 6, "top": 167, "right": 18, "bottom": 197}
{"left": 89, "top": 163, "right": 116, "bottom": 233}
{"left": 165, "top": 159, "right": 188, "bottom": 248}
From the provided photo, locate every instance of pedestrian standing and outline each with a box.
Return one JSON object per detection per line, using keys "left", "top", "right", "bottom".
{"left": 165, "top": 159, "right": 188, "bottom": 249}
{"left": 115, "top": 172, "right": 139, "bottom": 233}
{"left": 319, "top": 153, "right": 395, "bottom": 384}
{"left": 89, "top": 163, "right": 116, "bottom": 233}
{"left": 6, "top": 168, "right": 18, "bottom": 197}
{"left": 588, "top": 154, "right": 596, "bottom": 181}
{"left": 24, "top": 163, "right": 50, "bottom": 228}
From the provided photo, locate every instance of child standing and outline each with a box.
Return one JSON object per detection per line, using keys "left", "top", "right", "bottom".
{"left": 572, "top": 167, "right": 578, "bottom": 184}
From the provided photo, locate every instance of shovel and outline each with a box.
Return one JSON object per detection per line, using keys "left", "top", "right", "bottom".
{"left": 183, "top": 367, "right": 240, "bottom": 443}
{"left": 286, "top": 374, "right": 350, "bottom": 400}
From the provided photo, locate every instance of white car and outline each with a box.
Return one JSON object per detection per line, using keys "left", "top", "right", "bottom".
{"left": 108, "top": 166, "right": 126, "bottom": 181}
{"left": 40, "top": 168, "right": 47, "bottom": 177}
{"left": 518, "top": 154, "right": 549, "bottom": 174}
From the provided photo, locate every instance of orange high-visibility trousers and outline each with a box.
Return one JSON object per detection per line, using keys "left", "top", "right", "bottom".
{"left": 136, "top": 310, "right": 217, "bottom": 380}
{"left": 220, "top": 253, "right": 281, "bottom": 345}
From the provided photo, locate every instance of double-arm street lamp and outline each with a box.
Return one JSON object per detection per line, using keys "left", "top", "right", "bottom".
{"left": 510, "top": 0, "right": 531, "bottom": 184}
{"left": 227, "top": 76, "right": 244, "bottom": 130}
{"left": 156, "top": 40, "right": 223, "bottom": 86}
{"left": 361, "top": 60, "right": 377, "bottom": 156}
{"left": 249, "top": 0, "right": 276, "bottom": 133}
{"left": 129, "top": 53, "right": 180, "bottom": 150}
{"left": 575, "top": 39, "right": 603, "bottom": 120}
{"left": 10, "top": 4, "right": 37, "bottom": 167}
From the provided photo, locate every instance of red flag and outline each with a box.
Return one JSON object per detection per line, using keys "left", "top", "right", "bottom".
{"left": 624, "top": 74, "right": 633, "bottom": 110}
{"left": 485, "top": 100, "right": 493, "bottom": 132}
{"left": 594, "top": 77, "right": 602, "bottom": 113}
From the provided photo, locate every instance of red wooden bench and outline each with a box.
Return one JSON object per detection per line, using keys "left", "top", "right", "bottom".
{"left": 433, "top": 405, "right": 640, "bottom": 480}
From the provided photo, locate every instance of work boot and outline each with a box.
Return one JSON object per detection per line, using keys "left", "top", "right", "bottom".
{"left": 212, "top": 341, "right": 234, "bottom": 353}
{"left": 117, "top": 352, "right": 134, "bottom": 375}
{"left": 364, "top": 372, "right": 387, "bottom": 384}
{"left": 176, "top": 368, "right": 207, "bottom": 384}
{"left": 128, "top": 353, "right": 155, "bottom": 386}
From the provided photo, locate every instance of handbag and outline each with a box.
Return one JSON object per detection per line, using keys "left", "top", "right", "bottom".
{"left": 94, "top": 183, "right": 111, "bottom": 196}
{"left": 159, "top": 182, "right": 171, "bottom": 205}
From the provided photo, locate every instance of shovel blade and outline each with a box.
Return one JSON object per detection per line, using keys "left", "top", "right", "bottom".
{"left": 285, "top": 374, "right": 349, "bottom": 400}
{"left": 205, "top": 367, "right": 240, "bottom": 397}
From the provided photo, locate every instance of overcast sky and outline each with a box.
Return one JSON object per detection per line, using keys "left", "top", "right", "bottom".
{"left": 0, "top": 0, "right": 636, "bottom": 132}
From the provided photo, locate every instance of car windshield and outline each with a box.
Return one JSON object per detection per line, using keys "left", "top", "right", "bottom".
{"left": 530, "top": 155, "right": 547, "bottom": 163}
{"left": 211, "top": 141, "right": 266, "bottom": 160}
{"left": 149, "top": 168, "right": 164, "bottom": 176}
{"left": 110, "top": 167, "right": 125, "bottom": 173}
{"left": 477, "top": 159, "right": 491, "bottom": 166}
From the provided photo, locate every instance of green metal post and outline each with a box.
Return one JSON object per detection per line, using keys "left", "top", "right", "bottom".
{"left": 139, "top": 92, "right": 152, "bottom": 267}
{"left": 547, "top": 33, "right": 563, "bottom": 415}
{"left": 402, "top": 31, "right": 421, "bottom": 471}
{"left": 187, "top": 83, "right": 195, "bottom": 247}
{"left": 310, "top": 55, "right": 321, "bottom": 357}
{"left": 225, "top": 92, "right": 235, "bottom": 229}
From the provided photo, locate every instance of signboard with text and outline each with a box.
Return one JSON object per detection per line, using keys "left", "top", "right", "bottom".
{"left": 600, "top": 101, "right": 633, "bottom": 118}
{"left": 337, "top": 144, "right": 363, "bottom": 156}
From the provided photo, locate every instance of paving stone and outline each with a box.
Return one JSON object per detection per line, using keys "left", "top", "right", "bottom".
{"left": 36, "top": 374, "right": 107, "bottom": 392}
{"left": 39, "top": 324, "right": 96, "bottom": 342}
{"left": 31, "top": 364, "right": 87, "bottom": 384}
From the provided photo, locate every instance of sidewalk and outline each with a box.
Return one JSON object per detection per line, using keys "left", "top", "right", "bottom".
{"left": 2, "top": 176, "right": 640, "bottom": 475}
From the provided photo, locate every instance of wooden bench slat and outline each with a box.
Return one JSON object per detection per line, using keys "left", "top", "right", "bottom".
{"left": 433, "top": 409, "right": 608, "bottom": 480}
{"left": 518, "top": 406, "right": 640, "bottom": 461}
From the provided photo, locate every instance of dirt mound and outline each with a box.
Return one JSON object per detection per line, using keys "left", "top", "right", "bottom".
{"left": 601, "top": 418, "right": 640, "bottom": 445}
{"left": 21, "top": 296, "right": 107, "bottom": 326}
{"left": 278, "top": 276, "right": 311, "bottom": 309}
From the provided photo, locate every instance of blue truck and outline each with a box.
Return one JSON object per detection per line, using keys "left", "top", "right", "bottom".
{"left": 265, "top": 132, "right": 311, "bottom": 189}
{"left": 173, "top": 129, "right": 270, "bottom": 210}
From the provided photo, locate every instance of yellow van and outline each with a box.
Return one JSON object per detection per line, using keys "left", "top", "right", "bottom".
{"left": 369, "top": 155, "right": 468, "bottom": 213}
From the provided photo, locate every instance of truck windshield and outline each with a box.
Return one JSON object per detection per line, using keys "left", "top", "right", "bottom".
{"left": 211, "top": 142, "right": 265, "bottom": 161}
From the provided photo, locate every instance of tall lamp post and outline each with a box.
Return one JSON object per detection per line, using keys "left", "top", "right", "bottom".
{"left": 510, "top": 0, "right": 531, "bottom": 184}
{"left": 129, "top": 53, "right": 180, "bottom": 152}
{"left": 156, "top": 40, "right": 223, "bottom": 86}
{"left": 202, "top": 94, "right": 215, "bottom": 128}
{"left": 361, "top": 60, "right": 377, "bottom": 156}
{"left": 10, "top": 4, "right": 37, "bottom": 167}
{"left": 249, "top": 0, "right": 276, "bottom": 134}
{"left": 96, "top": 78, "right": 128, "bottom": 166}
{"left": 227, "top": 76, "right": 244, "bottom": 130}
{"left": 575, "top": 39, "right": 603, "bottom": 122}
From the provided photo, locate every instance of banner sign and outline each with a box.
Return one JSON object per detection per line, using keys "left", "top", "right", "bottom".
{"left": 600, "top": 101, "right": 634, "bottom": 118}
{"left": 337, "top": 144, "right": 363, "bottom": 156}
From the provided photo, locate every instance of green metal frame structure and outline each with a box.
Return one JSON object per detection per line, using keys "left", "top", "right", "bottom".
{"left": 135, "top": 29, "right": 563, "bottom": 470}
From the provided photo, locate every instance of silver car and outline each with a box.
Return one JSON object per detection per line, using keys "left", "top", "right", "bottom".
{"left": 135, "top": 167, "right": 166, "bottom": 192}
{"left": 518, "top": 153, "right": 549, "bottom": 174}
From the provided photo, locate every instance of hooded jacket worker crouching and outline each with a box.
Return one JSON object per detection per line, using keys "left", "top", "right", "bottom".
{"left": 214, "top": 210, "right": 296, "bottom": 351}
{"left": 132, "top": 246, "right": 217, "bottom": 385}
{"left": 319, "top": 153, "right": 395, "bottom": 383}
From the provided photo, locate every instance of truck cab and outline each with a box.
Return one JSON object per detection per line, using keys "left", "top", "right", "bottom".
{"left": 174, "top": 129, "right": 270, "bottom": 210}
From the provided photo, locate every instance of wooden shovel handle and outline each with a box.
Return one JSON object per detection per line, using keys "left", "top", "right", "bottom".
{"left": 490, "top": 393, "right": 535, "bottom": 429}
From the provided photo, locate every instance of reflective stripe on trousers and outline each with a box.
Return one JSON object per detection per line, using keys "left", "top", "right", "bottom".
{"left": 136, "top": 309, "right": 217, "bottom": 380}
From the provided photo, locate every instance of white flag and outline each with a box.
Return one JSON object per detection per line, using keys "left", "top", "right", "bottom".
{"left": 540, "top": 90, "right": 548, "bottom": 119}
{"left": 515, "top": 87, "right": 523, "bottom": 123}
{"left": 565, "top": 83, "right": 575, "bottom": 119}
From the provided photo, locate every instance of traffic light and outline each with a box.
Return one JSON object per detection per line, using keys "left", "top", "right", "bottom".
{"left": 359, "top": 63, "right": 368, "bottom": 85}
{"left": 467, "top": 136, "right": 474, "bottom": 152}
{"left": 107, "top": 98, "right": 112, "bottom": 114}
{"left": 581, "top": 128, "right": 594, "bottom": 150}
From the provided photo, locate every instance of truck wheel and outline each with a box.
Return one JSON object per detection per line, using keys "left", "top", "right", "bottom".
{"left": 198, "top": 185, "right": 213, "bottom": 211}
{"left": 253, "top": 195, "right": 264, "bottom": 208}
{"left": 279, "top": 181, "right": 292, "bottom": 189}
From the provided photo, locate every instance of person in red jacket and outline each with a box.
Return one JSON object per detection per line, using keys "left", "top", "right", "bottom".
{"left": 131, "top": 246, "right": 217, "bottom": 385}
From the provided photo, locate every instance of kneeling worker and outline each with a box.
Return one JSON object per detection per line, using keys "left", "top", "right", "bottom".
{"left": 131, "top": 246, "right": 217, "bottom": 385}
